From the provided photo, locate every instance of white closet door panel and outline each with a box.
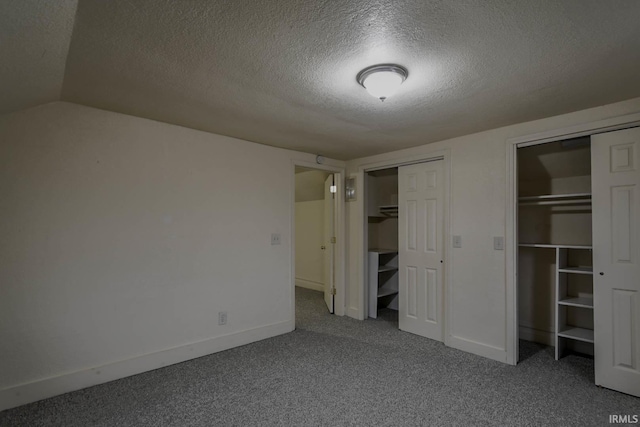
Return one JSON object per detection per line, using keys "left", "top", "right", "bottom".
{"left": 406, "top": 266, "right": 418, "bottom": 318}
{"left": 612, "top": 290, "right": 635, "bottom": 369}
{"left": 425, "top": 268, "right": 438, "bottom": 323}
{"left": 407, "top": 200, "right": 417, "bottom": 251}
{"left": 592, "top": 128, "right": 640, "bottom": 398}
{"left": 612, "top": 186, "right": 633, "bottom": 263}
{"left": 399, "top": 160, "right": 444, "bottom": 342}
{"left": 425, "top": 199, "right": 437, "bottom": 253}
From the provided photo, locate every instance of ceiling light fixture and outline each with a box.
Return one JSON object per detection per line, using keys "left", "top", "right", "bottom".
{"left": 357, "top": 64, "right": 408, "bottom": 101}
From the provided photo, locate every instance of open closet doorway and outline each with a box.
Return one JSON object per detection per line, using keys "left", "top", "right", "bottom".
{"left": 511, "top": 127, "right": 640, "bottom": 398}
{"left": 516, "top": 137, "right": 595, "bottom": 364}
{"left": 294, "top": 167, "right": 336, "bottom": 319}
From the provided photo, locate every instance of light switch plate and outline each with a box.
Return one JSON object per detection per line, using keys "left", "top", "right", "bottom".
{"left": 271, "top": 233, "right": 281, "bottom": 245}
{"left": 452, "top": 235, "right": 462, "bottom": 248}
{"left": 494, "top": 236, "right": 504, "bottom": 250}
{"left": 218, "top": 311, "right": 227, "bottom": 325}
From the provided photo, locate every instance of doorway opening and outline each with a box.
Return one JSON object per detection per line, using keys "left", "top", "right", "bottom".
{"left": 294, "top": 166, "right": 336, "bottom": 326}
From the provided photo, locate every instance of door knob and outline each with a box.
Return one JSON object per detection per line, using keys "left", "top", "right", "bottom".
{"left": 599, "top": 272, "right": 604, "bottom": 276}
{"left": 321, "top": 245, "right": 326, "bottom": 250}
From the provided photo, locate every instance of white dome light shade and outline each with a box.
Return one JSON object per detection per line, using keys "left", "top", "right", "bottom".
{"left": 357, "top": 64, "right": 408, "bottom": 101}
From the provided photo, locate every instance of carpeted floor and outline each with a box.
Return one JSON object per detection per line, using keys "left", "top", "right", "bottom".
{"left": 1, "top": 287, "right": 638, "bottom": 426}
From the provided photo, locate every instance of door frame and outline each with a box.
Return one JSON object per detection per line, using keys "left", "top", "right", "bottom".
{"left": 291, "top": 160, "right": 346, "bottom": 322}
{"left": 357, "top": 149, "right": 451, "bottom": 343}
{"left": 505, "top": 112, "right": 640, "bottom": 365}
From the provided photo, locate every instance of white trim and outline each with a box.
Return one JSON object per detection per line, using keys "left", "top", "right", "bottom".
{"left": 359, "top": 152, "right": 446, "bottom": 173}
{"left": 447, "top": 335, "right": 507, "bottom": 363}
{"left": 509, "top": 112, "right": 640, "bottom": 147}
{"left": 291, "top": 160, "right": 346, "bottom": 320}
{"left": 442, "top": 153, "right": 453, "bottom": 349}
{"left": 0, "top": 320, "right": 292, "bottom": 412}
{"left": 295, "top": 278, "right": 324, "bottom": 292}
{"left": 505, "top": 140, "right": 518, "bottom": 365}
{"left": 347, "top": 306, "right": 361, "bottom": 319}
{"left": 505, "top": 112, "right": 640, "bottom": 366}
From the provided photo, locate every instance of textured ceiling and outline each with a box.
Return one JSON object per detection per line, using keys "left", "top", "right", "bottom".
{"left": 0, "top": 0, "right": 77, "bottom": 114}
{"left": 7, "top": 1, "right": 640, "bottom": 160}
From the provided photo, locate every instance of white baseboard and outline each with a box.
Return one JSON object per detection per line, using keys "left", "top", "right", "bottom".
{"left": 0, "top": 320, "right": 293, "bottom": 412}
{"left": 518, "top": 325, "right": 554, "bottom": 346}
{"left": 295, "top": 278, "right": 324, "bottom": 292}
{"left": 347, "top": 306, "right": 363, "bottom": 320}
{"left": 446, "top": 335, "right": 507, "bottom": 364}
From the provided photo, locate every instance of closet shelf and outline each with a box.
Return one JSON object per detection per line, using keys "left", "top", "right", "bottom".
{"left": 379, "top": 205, "right": 399, "bottom": 216}
{"left": 558, "top": 266, "right": 593, "bottom": 275}
{"left": 369, "top": 249, "right": 398, "bottom": 255}
{"left": 518, "top": 193, "right": 592, "bottom": 206}
{"left": 519, "top": 243, "right": 592, "bottom": 250}
{"left": 558, "top": 327, "right": 594, "bottom": 343}
{"left": 558, "top": 297, "right": 593, "bottom": 309}
{"left": 378, "top": 288, "right": 399, "bottom": 298}
{"left": 378, "top": 266, "right": 399, "bottom": 273}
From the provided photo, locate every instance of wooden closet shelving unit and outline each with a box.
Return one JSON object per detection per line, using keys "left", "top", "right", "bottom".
{"left": 518, "top": 193, "right": 594, "bottom": 359}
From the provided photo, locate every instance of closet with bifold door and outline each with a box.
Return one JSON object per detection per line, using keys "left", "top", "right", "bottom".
{"left": 517, "top": 128, "right": 640, "bottom": 398}
{"left": 366, "top": 160, "right": 445, "bottom": 344}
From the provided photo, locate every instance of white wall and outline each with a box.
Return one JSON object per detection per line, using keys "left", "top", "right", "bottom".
{"left": 346, "top": 96, "right": 640, "bottom": 363}
{"left": 0, "top": 102, "right": 343, "bottom": 410}
{"left": 295, "top": 200, "right": 324, "bottom": 291}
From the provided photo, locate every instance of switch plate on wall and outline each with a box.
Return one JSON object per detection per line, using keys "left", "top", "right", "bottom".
{"left": 452, "top": 235, "right": 462, "bottom": 248}
{"left": 271, "top": 233, "right": 281, "bottom": 245}
{"left": 494, "top": 236, "right": 504, "bottom": 250}
{"left": 218, "top": 311, "right": 227, "bottom": 325}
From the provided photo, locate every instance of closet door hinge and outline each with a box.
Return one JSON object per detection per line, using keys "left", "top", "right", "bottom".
{"left": 330, "top": 237, "right": 337, "bottom": 243}
{"left": 331, "top": 287, "right": 337, "bottom": 295}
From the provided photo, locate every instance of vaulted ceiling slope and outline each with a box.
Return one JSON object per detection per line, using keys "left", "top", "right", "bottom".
{"left": 5, "top": 1, "right": 640, "bottom": 160}
{"left": 0, "top": 0, "right": 78, "bottom": 114}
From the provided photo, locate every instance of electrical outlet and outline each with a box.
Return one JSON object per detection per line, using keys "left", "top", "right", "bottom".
{"left": 494, "top": 236, "right": 504, "bottom": 250}
{"left": 218, "top": 311, "right": 227, "bottom": 325}
{"left": 452, "top": 235, "right": 462, "bottom": 248}
{"left": 271, "top": 233, "right": 281, "bottom": 245}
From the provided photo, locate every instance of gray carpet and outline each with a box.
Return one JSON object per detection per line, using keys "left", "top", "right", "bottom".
{"left": 1, "top": 287, "right": 638, "bottom": 426}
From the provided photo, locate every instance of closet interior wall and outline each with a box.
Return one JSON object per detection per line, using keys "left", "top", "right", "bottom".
{"left": 517, "top": 137, "right": 594, "bottom": 358}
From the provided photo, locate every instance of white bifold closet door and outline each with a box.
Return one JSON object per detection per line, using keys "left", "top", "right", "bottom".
{"left": 592, "top": 127, "right": 640, "bottom": 398}
{"left": 398, "top": 160, "right": 444, "bottom": 342}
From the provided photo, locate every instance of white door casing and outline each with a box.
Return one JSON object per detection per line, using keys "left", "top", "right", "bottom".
{"left": 323, "top": 174, "right": 335, "bottom": 313}
{"left": 592, "top": 127, "right": 640, "bottom": 397}
{"left": 399, "top": 161, "right": 444, "bottom": 341}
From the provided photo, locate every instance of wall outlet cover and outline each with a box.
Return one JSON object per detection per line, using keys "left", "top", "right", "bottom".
{"left": 494, "top": 236, "right": 504, "bottom": 250}
{"left": 452, "top": 235, "right": 462, "bottom": 248}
